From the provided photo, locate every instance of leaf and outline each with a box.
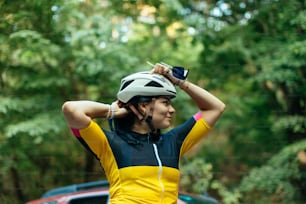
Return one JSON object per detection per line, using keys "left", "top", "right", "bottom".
{"left": 5, "top": 112, "right": 64, "bottom": 139}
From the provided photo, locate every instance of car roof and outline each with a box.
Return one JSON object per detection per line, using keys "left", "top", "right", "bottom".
{"left": 26, "top": 188, "right": 109, "bottom": 204}
{"left": 27, "top": 180, "right": 219, "bottom": 204}
{"left": 41, "top": 180, "right": 109, "bottom": 198}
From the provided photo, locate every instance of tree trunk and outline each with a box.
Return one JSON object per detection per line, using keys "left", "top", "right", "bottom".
{"left": 10, "top": 166, "right": 24, "bottom": 202}
{"left": 84, "top": 151, "right": 95, "bottom": 182}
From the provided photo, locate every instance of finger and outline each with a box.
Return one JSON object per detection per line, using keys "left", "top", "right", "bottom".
{"left": 115, "top": 107, "right": 129, "bottom": 118}
{"left": 155, "top": 64, "right": 170, "bottom": 75}
{"left": 117, "top": 101, "right": 124, "bottom": 108}
{"left": 150, "top": 63, "right": 161, "bottom": 74}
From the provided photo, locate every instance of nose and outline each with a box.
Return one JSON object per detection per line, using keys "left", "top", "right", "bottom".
{"left": 169, "top": 105, "right": 175, "bottom": 114}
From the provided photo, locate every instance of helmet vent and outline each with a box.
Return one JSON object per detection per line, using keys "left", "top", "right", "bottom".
{"left": 145, "top": 81, "right": 163, "bottom": 87}
{"left": 120, "top": 80, "right": 134, "bottom": 91}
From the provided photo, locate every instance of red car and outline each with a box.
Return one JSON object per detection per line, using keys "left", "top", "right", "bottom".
{"left": 26, "top": 180, "right": 218, "bottom": 204}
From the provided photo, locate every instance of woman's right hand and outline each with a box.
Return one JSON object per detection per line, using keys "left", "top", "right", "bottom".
{"left": 111, "top": 101, "right": 130, "bottom": 118}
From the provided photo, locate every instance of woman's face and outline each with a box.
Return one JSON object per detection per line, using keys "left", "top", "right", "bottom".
{"left": 149, "top": 97, "right": 175, "bottom": 129}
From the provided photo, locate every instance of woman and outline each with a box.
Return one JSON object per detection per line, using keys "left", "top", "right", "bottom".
{"left": 62, "top": 63, "right": 225, "bottom": 204}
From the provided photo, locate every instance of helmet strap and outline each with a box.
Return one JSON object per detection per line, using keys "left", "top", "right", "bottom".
{"left": 128, "top": 98, "right": 160, "bottom": 136}
{"left": 128, "top": 104, "right": 145, "bottom": 121}
{"left": 145, "top": 98, "right": 160, "bottom": 135}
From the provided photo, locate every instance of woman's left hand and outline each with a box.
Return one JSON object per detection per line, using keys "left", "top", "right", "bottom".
{"left": 150, "top": 63, "right": 178, "bottom": 85}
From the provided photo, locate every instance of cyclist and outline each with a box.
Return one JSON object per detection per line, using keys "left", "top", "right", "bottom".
{"left": 62, "top": 63, "right": 225, "bottom": 204}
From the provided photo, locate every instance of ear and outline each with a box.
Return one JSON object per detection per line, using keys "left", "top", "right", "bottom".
{"left": 137, "top": 103, "right": 148, "bottom": 113}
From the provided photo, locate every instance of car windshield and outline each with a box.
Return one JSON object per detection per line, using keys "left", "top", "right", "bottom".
{"left": 178, "top": 194, "right": 218, "bottom": 204}
{"left": 68, "top": 195, "right": 109, "bottom": 204}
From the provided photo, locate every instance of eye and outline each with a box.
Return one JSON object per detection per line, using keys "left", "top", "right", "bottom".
{"left": 162, "top": 99, "right": 171, "bottom": 105}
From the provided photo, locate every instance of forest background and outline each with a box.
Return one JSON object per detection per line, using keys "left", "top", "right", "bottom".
{"left": 1, "top": 0, "right": 305, "bottom": 203}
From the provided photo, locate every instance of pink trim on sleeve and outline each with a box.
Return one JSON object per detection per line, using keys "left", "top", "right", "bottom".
{"left": 71, "top": 128, "right": 81, "bottom": 138}
{"left": 193, "top": 112, "right": 203, "bottom": 121}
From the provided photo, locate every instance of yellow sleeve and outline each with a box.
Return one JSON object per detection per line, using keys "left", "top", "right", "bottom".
{"left": 179, "top": 118, "right": 211, "bottom": 157}
{"left": 78, "top": 121, "right": 109, "bottom": 159}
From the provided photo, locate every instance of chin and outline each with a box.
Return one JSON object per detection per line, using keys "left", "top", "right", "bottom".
{"left": 157, "top": 123, "right": 171, "bottom": 129}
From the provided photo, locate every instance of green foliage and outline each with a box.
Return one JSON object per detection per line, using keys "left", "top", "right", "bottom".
{"left": 5, "top": 112, "right": 63, "bottom": 139}
{"left": 1, "top": 0, "right": 306, "bottom": 203}
{"left": 272, "top": 115, "right": 306, "bottom": 135}
{"left": 239, "top": 139, "right": 306, "bottom": 203}
{"left": 211, "top": 181, "right": 241, "bottom": 204}
{"left": 194, "top": 0, "right": 306, "bottom": 161}
{"left": 179, "top": 1, "right": 305, "bottom": 202}
{"left": 1, "top": 0, "right": 135, "bottom": 202}
{"left": 180, "top": 157, "right": 241, "bottom": 204}
{"left": 180, "top": 158, "right": 214, "bottom": 193}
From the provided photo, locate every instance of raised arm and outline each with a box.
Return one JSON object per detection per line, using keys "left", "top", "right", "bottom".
{"left": 151, "top": 63, "right": 226, "bottom": 127}
{"left": 177, "top": 80, "right": 225, "bottom": 126}
{"left": 62, "top": 101, "right": 110, "bottom": 129}
{"left": 62, "top": 100, "right": 129, "bottom": 129}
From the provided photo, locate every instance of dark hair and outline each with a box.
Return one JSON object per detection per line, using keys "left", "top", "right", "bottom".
{"left": 113, "top": 112, "right": 136, "bottom": 132}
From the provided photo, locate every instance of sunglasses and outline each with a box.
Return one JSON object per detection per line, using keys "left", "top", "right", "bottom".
{"left": 147, "top": 61, "right": 189, "bottom": 80}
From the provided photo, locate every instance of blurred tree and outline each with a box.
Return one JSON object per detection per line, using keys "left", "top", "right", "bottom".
{"left": 1, "top": 1, "right": 67, "bottom": 201}
{"left": 1, "top": 0, "right": 305, "bottom": 203}
{"left": 177, "top": 0, "right": 306, "bottom": 202}
{"left": 0, "top": 0, "right": 203, "bottom": 203}
{"left": 173, "top": 0, "right": 305, "bottom": 159}
{"left": 0, "top": 0, "right": 138, "bottom": 202}
{"left": 239, "top": 139, "right": 306, "bottom": 203}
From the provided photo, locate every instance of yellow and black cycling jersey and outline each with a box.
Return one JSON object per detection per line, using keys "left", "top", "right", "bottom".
{"left": 70, "top": 112, "right": 211, "bottom": 204}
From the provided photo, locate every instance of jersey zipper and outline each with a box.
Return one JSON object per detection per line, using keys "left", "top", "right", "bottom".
{"left": 153, "top": 143, "right": 165, "bottom": 203}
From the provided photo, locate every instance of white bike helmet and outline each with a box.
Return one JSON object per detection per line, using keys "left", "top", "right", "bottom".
{"left": 117, "top": 71, "right": 176, "bottom": 103}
